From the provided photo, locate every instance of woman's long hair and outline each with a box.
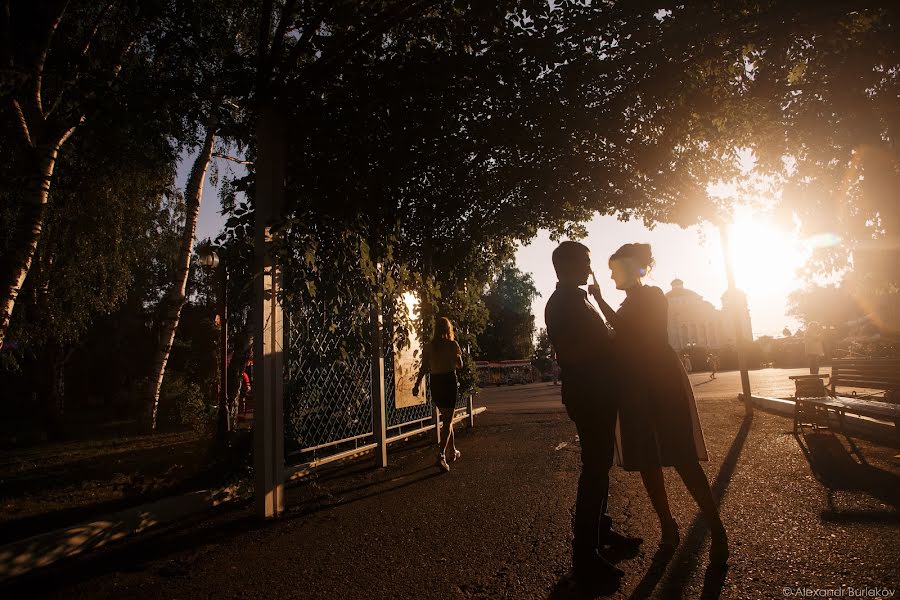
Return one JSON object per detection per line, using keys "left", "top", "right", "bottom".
{"left": 433, "top": 317, "right": 455, "bottom": 342}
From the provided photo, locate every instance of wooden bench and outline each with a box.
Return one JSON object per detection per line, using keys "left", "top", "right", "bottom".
{"left": 791, "top": 358, "right": 900, "bottom": 438}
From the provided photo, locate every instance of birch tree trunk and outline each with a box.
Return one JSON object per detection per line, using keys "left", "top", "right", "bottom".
{"left": 0, "top": 138, "right": 72, "bottom": 350}
{"left": 147, "top": 127, "right": 217, "bottom": 430}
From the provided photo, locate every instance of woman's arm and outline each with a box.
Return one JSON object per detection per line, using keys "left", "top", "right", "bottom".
{"left": 413, "top": 344, "right": 430, "bottom": 394}
{"left": 454, "top": 341, "right": 464, "bottom": 370}
{"left": 589, "top": 287, "right": 620, "bottom": 330}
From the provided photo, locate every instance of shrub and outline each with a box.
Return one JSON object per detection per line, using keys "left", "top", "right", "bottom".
{"left": 158, "top": 372, "right": 215, "bottom": 433}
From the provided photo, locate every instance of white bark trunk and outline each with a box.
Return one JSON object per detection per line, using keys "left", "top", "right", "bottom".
{"left": 147, "top": 127, "right": 217, "bottom": 430}
{"left": 0, "top": 141, "right": 65, "bottom": 350}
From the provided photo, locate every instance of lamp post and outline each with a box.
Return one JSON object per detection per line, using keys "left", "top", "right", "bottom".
{"left": 199, "top": 246, "right": 230, "bottom": 437}
{"left": 718, "top": 223, "right": 753, "bottom": 415}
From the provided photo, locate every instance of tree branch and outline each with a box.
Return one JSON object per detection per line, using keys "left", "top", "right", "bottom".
{"left": 80, "top": 1, "right": 115, "bottom": 58}
{"left": 267, "top": 0, "right": 300, "bottom": 72}
{"left": 213, "top": 152, "right": 254, "bottom": 165}
{"left": 57, "top": 116, "right": 83, "bottom": 147}
{"left": 278, "top": 1, "right": 336, "bottom": 79}
{"left": 35, "top": 0, "right": 70, "bottom": 119}
{"left": 46, "top": 2, "right": 115, "bottom": 120}
{"left": 10, "top": 99, "right": 33, "bottom": 147}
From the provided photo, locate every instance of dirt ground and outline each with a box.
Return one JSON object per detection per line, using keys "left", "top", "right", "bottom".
{"left": 0, "top": 429, "right": 218, "bottom": 544}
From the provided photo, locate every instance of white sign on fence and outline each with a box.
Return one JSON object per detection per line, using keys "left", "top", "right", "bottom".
{"left": 395, "top": 293, "right": 426, "bottom": 408}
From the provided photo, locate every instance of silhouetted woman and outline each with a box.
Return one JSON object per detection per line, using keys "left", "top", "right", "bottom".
{"left": 589, "top": 243, "right": 729, "bottom": 566}
{"left": 413, "top": 317, "right": 464, "bottom": 473}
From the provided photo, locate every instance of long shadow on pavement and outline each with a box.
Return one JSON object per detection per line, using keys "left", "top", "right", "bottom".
{"left": 795, "top": 430, "right": 900, "bottom": 524}
{"left": 286, "top": 465, "right": 443, "bottom": 519}
{"left": 628, "top": 413, "right": 754, "bottom": 600}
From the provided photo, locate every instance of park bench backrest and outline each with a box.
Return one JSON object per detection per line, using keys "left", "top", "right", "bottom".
{"left": 830, "top": 359, "right": 900, "bottom": 403}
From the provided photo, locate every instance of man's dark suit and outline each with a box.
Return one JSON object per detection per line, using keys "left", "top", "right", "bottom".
{"left": 545, "top": 282, "right": 618, "bottom": 558}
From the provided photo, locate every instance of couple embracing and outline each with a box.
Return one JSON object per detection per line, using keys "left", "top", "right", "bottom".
{"left": 544, "top": 241, "right": 728, "bottom": 586}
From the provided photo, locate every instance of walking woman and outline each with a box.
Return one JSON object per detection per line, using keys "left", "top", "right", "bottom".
{"left": 413, "top": 317, "right": 464, "bottom": 473}
{"left": 589, "top": 243, "right": 729, "bottom": 567}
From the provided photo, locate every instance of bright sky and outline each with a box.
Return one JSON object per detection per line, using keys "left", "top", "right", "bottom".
{"left": 516, "top": 211, "right": 808, "bottom": 339}
{"left": 178, "top": 149, "right": 245, "bottom": 244}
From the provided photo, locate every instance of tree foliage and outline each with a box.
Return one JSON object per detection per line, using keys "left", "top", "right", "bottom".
{"left": 477, "top": 265, "right": 540, "bottom": 360}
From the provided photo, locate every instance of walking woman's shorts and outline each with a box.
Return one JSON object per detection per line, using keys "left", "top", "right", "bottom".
{"left": 430, "top": 372, "right": 458, "bottom": 412}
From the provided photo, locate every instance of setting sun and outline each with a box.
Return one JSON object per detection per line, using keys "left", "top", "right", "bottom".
{"left": 727, "top": 207, "right": 809, "bottom": 308}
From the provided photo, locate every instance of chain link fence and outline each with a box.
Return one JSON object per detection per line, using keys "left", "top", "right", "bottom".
{"left": 285, "top": 300, "right": 477, "bottom": 470}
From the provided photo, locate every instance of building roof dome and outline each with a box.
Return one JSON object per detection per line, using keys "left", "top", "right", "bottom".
{"left": 666, "top": 278, "right": 699, "bottom": 299}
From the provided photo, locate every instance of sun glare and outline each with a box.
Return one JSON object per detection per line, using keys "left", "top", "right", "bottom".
{"left": 727, "top": 207, "right": 809, "bottom": 301}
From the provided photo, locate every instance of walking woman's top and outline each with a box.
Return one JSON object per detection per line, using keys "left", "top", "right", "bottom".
{"left": 425, "top": 339, "right": 462, "bottom": 375}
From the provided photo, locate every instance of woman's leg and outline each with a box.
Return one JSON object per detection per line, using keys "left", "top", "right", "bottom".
{"left": 674, "top": 460, "right": 728, "bottom": 563}
{"left": 640, "top": 467, "right": 677, "bottom": 543}
{"left": 440, "top": 407, "right": 454, "bottom": 456}
{"left": 673, "top": 461, "right": 722, "bottom": 527}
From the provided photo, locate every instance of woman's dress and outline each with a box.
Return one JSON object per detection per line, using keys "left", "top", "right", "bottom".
{"left": 613, "top": 285, "right": 708, "bottom": 471}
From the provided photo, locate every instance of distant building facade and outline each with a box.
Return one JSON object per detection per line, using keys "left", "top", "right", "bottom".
{"left": 665, "top": 279, "right": 753, "bottom": 350}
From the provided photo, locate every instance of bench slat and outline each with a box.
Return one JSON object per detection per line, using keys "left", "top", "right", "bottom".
{"left": 797, "top": 397, "right": 900, "bottom": 420}
{"left": 832, "top": 359, "right": 900, "bottom": 366}
{"left": 833, "top": 369, "right": 900, "bottom": 377}
{"left": 833, "top": 379, "right": 900, "bottom": 390}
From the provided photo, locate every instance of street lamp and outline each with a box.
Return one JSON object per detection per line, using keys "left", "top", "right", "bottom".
{"left": 198, "top": 245, "right": 229, "bottom": 437}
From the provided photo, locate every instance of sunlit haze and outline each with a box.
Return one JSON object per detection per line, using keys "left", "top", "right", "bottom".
{"left": 516, "top": 211, "right": 810, "bottom": 339}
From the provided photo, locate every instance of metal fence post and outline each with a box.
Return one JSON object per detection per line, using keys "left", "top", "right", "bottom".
{"left": 466, "top": 337, "right": 474, "bottom": 428}
{"left": 371, "top": 302, "right": 388, "bottom": 468}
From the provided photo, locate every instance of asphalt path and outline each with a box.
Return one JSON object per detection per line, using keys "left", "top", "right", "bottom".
{"left": 3, "top": 368, "right": 897, "bottom": 600}
{"left": 481, "top": 367, "right": 821, "bottom": 414}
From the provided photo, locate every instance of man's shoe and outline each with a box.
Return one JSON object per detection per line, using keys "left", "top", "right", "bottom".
{"left": 573, "top": 549, "right": 625, "bottom": 581}
{"left": 600, "top": 530, "right": 643, "bottom": 551}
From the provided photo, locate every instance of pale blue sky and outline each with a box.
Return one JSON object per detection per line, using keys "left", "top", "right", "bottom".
{"left": 177, "top": 149, "right": 245, "bottom": 244}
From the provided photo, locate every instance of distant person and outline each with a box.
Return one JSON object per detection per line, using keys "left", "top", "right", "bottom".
{"left": 590, "top": 243, "right": 728, "bottom": 567}
{"left": 234, "top": 356, "right": 253, "bottom": 426}
{"left": 805, "top": 321, "right": 825, "bottom": 375}
{"left": 551, "top": 358, "right": 560, "bottom": 385}
{"left": 708, "top": 354, "right": 719, "bottom": 380}
{"left": 545, "top": 241, "right": 641, "bottom": 586}
{"left": 683, "top": 354, "right": 693, "bottom": 374}
{"left": 413, "top": 317, "right": 463, "bottom": 473}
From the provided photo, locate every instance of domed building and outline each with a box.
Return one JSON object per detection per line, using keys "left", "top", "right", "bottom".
{"left": 665, "top": 279, "right": 753, "bottom": 350}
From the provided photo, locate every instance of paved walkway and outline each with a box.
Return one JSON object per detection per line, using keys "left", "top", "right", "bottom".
{"left": 2, "top": 376, "right": 897, "bottom": 599}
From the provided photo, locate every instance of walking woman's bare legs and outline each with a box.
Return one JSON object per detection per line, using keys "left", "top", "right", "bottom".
{"left": 674, "top": 461, "right": 728, "bottom": 564}
{"left": 437, "top": 408, "right": 457, "bottom": 472}
{"left": 640, "top": 467, "right": 679, "bottom": 548}
{"left": 441, "top": 413, "right": 456, "bottom": 456}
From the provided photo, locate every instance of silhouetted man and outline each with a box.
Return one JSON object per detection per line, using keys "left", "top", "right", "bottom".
{"left": 544, "top": 241, "right": 640, "bottom": 584}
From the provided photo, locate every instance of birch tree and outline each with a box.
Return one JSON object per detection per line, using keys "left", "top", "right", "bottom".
{"left": 0, "top": 0, "right": 159, "bottom": 350}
